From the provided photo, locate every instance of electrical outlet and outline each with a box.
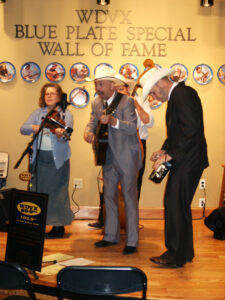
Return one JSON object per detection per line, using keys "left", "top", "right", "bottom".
{"left": 199, "top": 198, "right": 205, "bottom": 208}
{"left": 73, "top": 178, "right": 83, "bottom": 189}
{"left": 199, "top": 179, "right": 206, "bottom": 189}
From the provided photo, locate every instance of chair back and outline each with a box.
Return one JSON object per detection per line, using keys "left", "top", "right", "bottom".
{"left": 0, "top": 260, "right": 36, "bottom": 299}
{"left": 57, "top": 266, "right": 147, "bottom": 299}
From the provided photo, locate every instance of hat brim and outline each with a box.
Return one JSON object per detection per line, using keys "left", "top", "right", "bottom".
{"left": 142, "top": 68, "right": 174, "bottom": 101}
{"left": 114, "top": 74, "right": 136, "bottom": 92}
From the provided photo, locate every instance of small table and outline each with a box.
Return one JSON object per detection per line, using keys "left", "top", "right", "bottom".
{"left": 219, "top": 164, "right": 225, "bottom": 207}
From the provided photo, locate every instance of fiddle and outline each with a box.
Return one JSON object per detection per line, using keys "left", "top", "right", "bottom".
{"left": 44, "top": 110, "right": 73, "bottom": 141}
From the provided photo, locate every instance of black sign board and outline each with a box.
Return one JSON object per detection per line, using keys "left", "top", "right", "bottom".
{"left": 5, "top": 189, "right": 48, "bottom": 272}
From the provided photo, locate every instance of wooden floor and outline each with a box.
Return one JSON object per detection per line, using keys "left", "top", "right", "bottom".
{"left": 0, "top": 219, "right": 225, "bottom": 300}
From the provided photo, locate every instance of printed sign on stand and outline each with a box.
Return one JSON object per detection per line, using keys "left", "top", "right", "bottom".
{"left": 5, "top": 189, "right": 48, "bottom": 272}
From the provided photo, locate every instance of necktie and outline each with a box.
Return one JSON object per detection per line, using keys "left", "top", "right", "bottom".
{"left": 103, "top": 100, "right": 108, "bottom": 109}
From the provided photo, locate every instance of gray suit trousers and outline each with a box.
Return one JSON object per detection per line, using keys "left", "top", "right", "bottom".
{"left": 103, "top": 159, "right": 139, "bottom": 247}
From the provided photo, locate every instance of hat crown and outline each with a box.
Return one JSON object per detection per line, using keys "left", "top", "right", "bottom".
{"left": 139, "top": 67, "right": 157, "bottom": 88}
{"left": 95, "top": 65, "right": 117, "bottom": 80}
{"left": 140, "top": 67, "right": 174, "bottom": 101}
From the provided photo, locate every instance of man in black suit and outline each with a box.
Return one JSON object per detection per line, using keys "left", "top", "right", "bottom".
{"left": 140, "top": 67, "right": 209, "bottom": 268}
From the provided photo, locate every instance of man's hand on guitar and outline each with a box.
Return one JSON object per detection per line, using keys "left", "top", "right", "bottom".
{"left": 84, "top": 132, "right": 94, "bottom": 143}
{"left": 100, "top": 115, "right": 117, "bottom": 126}
{"left": 100, "top": 114, "right": 110, "bottom": 124}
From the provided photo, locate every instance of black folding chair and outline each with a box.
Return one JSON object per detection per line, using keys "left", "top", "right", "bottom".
{"left": 57, "top": 266, "right": 147, "bottom": 300}
{"left": 0, "top": 261, "right": 36, "bottom": 299}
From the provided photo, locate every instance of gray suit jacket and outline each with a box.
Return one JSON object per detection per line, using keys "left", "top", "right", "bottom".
{"left": 85, "top": 92, "right": 142, "bottom": 175}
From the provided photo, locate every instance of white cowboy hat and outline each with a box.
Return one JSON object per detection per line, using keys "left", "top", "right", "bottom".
{"left": 86, "top": 65, "right": 124, "bottom": 84}
{"left": 114, "top": 73, "right": 136, "bottom": 92}
{"left": 140, "top": 67, "right": 174, "bottom": 101}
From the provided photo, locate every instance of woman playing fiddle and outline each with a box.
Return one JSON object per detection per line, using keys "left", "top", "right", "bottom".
{"left": 20, "top": 83, "right": 74, "bottom": 238}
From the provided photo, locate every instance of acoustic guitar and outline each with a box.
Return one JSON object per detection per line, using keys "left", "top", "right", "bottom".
{"left": 92, "top": 93, "right": 123, "bottom": 166}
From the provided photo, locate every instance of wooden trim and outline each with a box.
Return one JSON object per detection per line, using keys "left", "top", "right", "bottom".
{"left": 74, "top": 206, "right": 215, "bottom": 220}
{"left": 219, "top": 164, "right": 225, "bottom": 207}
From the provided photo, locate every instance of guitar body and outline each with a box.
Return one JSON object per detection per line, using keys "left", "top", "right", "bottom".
{"left": 93, "top": 121, "right": 108, "bottom": 166}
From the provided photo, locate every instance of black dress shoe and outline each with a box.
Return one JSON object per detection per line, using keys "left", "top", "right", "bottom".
{"left": 45, "top": 226, "right": 65, "bottom": 239}
{"left": 187, "top": 256, "right": 194, "bottom": 262}
{"left": 122, "top": 246, "right": 137, "bottom": 255}
{"left": 94, "top": 240, "right": 117, "bottom": 248}
{"left": 150, "top": 255, "right": 184, "bottom": 268}
{"left": 88, "top": 221, "right": 104, "bottom": 229}
{"left": 0, "top": 224, "right": 9, "bottom": 232}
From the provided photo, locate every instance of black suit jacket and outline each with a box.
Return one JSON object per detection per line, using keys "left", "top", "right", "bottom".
{"left": 162, "top": 82, "right": 209, "bottom": 171}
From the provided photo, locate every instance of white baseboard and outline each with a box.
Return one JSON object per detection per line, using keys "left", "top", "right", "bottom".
{"left": 73, "top": 206, "right": 215, "bottom": 220}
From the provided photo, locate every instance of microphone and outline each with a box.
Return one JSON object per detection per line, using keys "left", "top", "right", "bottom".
{"left": 60, "top": 93, "right": 69, "bottom": 113}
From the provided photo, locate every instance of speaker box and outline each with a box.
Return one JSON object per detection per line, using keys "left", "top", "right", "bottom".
{"left": 0, "top": 188, "right": 15, "bottom": 231}
{"left": 204, "top": 207, "right": 225, "bottom": 240}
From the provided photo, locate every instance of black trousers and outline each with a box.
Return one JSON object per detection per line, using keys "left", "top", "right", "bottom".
{"left": 164, "top": 166, "right": 203, "bottom": 264}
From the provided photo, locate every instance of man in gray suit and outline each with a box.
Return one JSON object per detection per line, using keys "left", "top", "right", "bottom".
{"left": 84, "top": 65, "right": 142, "bottom": 255}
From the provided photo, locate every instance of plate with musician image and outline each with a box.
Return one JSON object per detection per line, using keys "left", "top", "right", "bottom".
{"left": 0, "top": 61, "right": 16, "bottom": 83}
{"left": 45, "top": 62, "right": 65, "bottom": 83}
{"left": 148, "top": 95, "right": 162, "bottom": 110}
{"left": 119, "top": 63, "right": 139, "bottom": 81}
{"left": 69, "top": 88, "right": 90, "bottom": 109}
{"left": 193, "top": 64, "right": 213, "bottom": 85}
{"left": 169, "top": 63, "right": 188, "bottom": 82}
{"left": 155, "top": 64, "right": 162, "bottom": 69}
{"left": 70, "top": 63, "right": 90, "bottom": 83}
{"left": 21, "top": 62, "right": 41, "bottom": 83}
{"left": 217, "top": 65, "right": 225, "bottom": 85}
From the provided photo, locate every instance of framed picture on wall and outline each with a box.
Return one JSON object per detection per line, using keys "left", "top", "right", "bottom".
{"left": 119, "top": 63, "right": 139, "bottom": 81}
{"left": 169, "top": 63, "right": 188, "bottom": 82}
{"left": 0, "top": 61, "right": 16, "bottom": 83}
{"left": 217, "top": 65, "right": 225, "bottom": 85}
{"left": 70, "top": 63, "right": 90, "bottom": 83}
{"left": 45, "top": 62, "right": 65, "bottom": 83}
{"left": 148, "top": 97, "right": 162, "bottom": 110}
{"left": 69, "top": 88, "right": 90, "bottom": 109}
{"left": 94, "top": 63, "right": 113, "bottom": 75}
{"left": 144, "top": 63, "right": 162, "bottom": 72}
{"left": 20, "top": 62, "right": 41, "bottom": 83}
{"left": 193, "top": 64, "right": 213, "bottom": 85}
{"left": 155, "top": 64, "right": 162, "bottom": 69}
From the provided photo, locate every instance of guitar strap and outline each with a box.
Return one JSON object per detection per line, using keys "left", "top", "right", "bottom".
{"left": 93, "top": 93, "right": 123, "bottom": 166}
{"left": 105, "top": 92, "right": 123, "bottom": 115}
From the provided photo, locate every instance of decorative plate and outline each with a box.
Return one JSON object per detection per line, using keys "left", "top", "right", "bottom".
{"left": 217, "top": 65, "right": 225, "bottom": 85}
{"left": 169, "top": 63, "right": 188, "bottom": 82}
{"left": 69, "top": 88, "right": 90, "bottom": 109}
{"left": 21, "top": 62, "right": 41, "bottom": 83}
{"left": 193, "top": 64, "right": 213, "bottom": 85}
{"left": 94, "top": 63, "right": 113, "bottom": 75}
{"left": 45, "top": 62, "right": 65, "bottom": 83}
{"left": 70, "top": 63, "right": 90, "bottom": 83}
{"left": 119, "top": 63, "right": 139, "bottom": 81}
{"left": 149, "top": 99, "right": 162, "bottom": 110}
{"left": 0, "top": 61, "right": 16, "bottom": 83}
{"left": 155, "top": 64, "right": 162, "bottom": 69}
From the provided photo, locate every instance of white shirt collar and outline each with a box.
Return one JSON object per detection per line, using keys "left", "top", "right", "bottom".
{"left": 105, "top": 91, "right": 116, "bottom": 106}
{"left": 168, "top": 82, "right": 179, "bottom": 101}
